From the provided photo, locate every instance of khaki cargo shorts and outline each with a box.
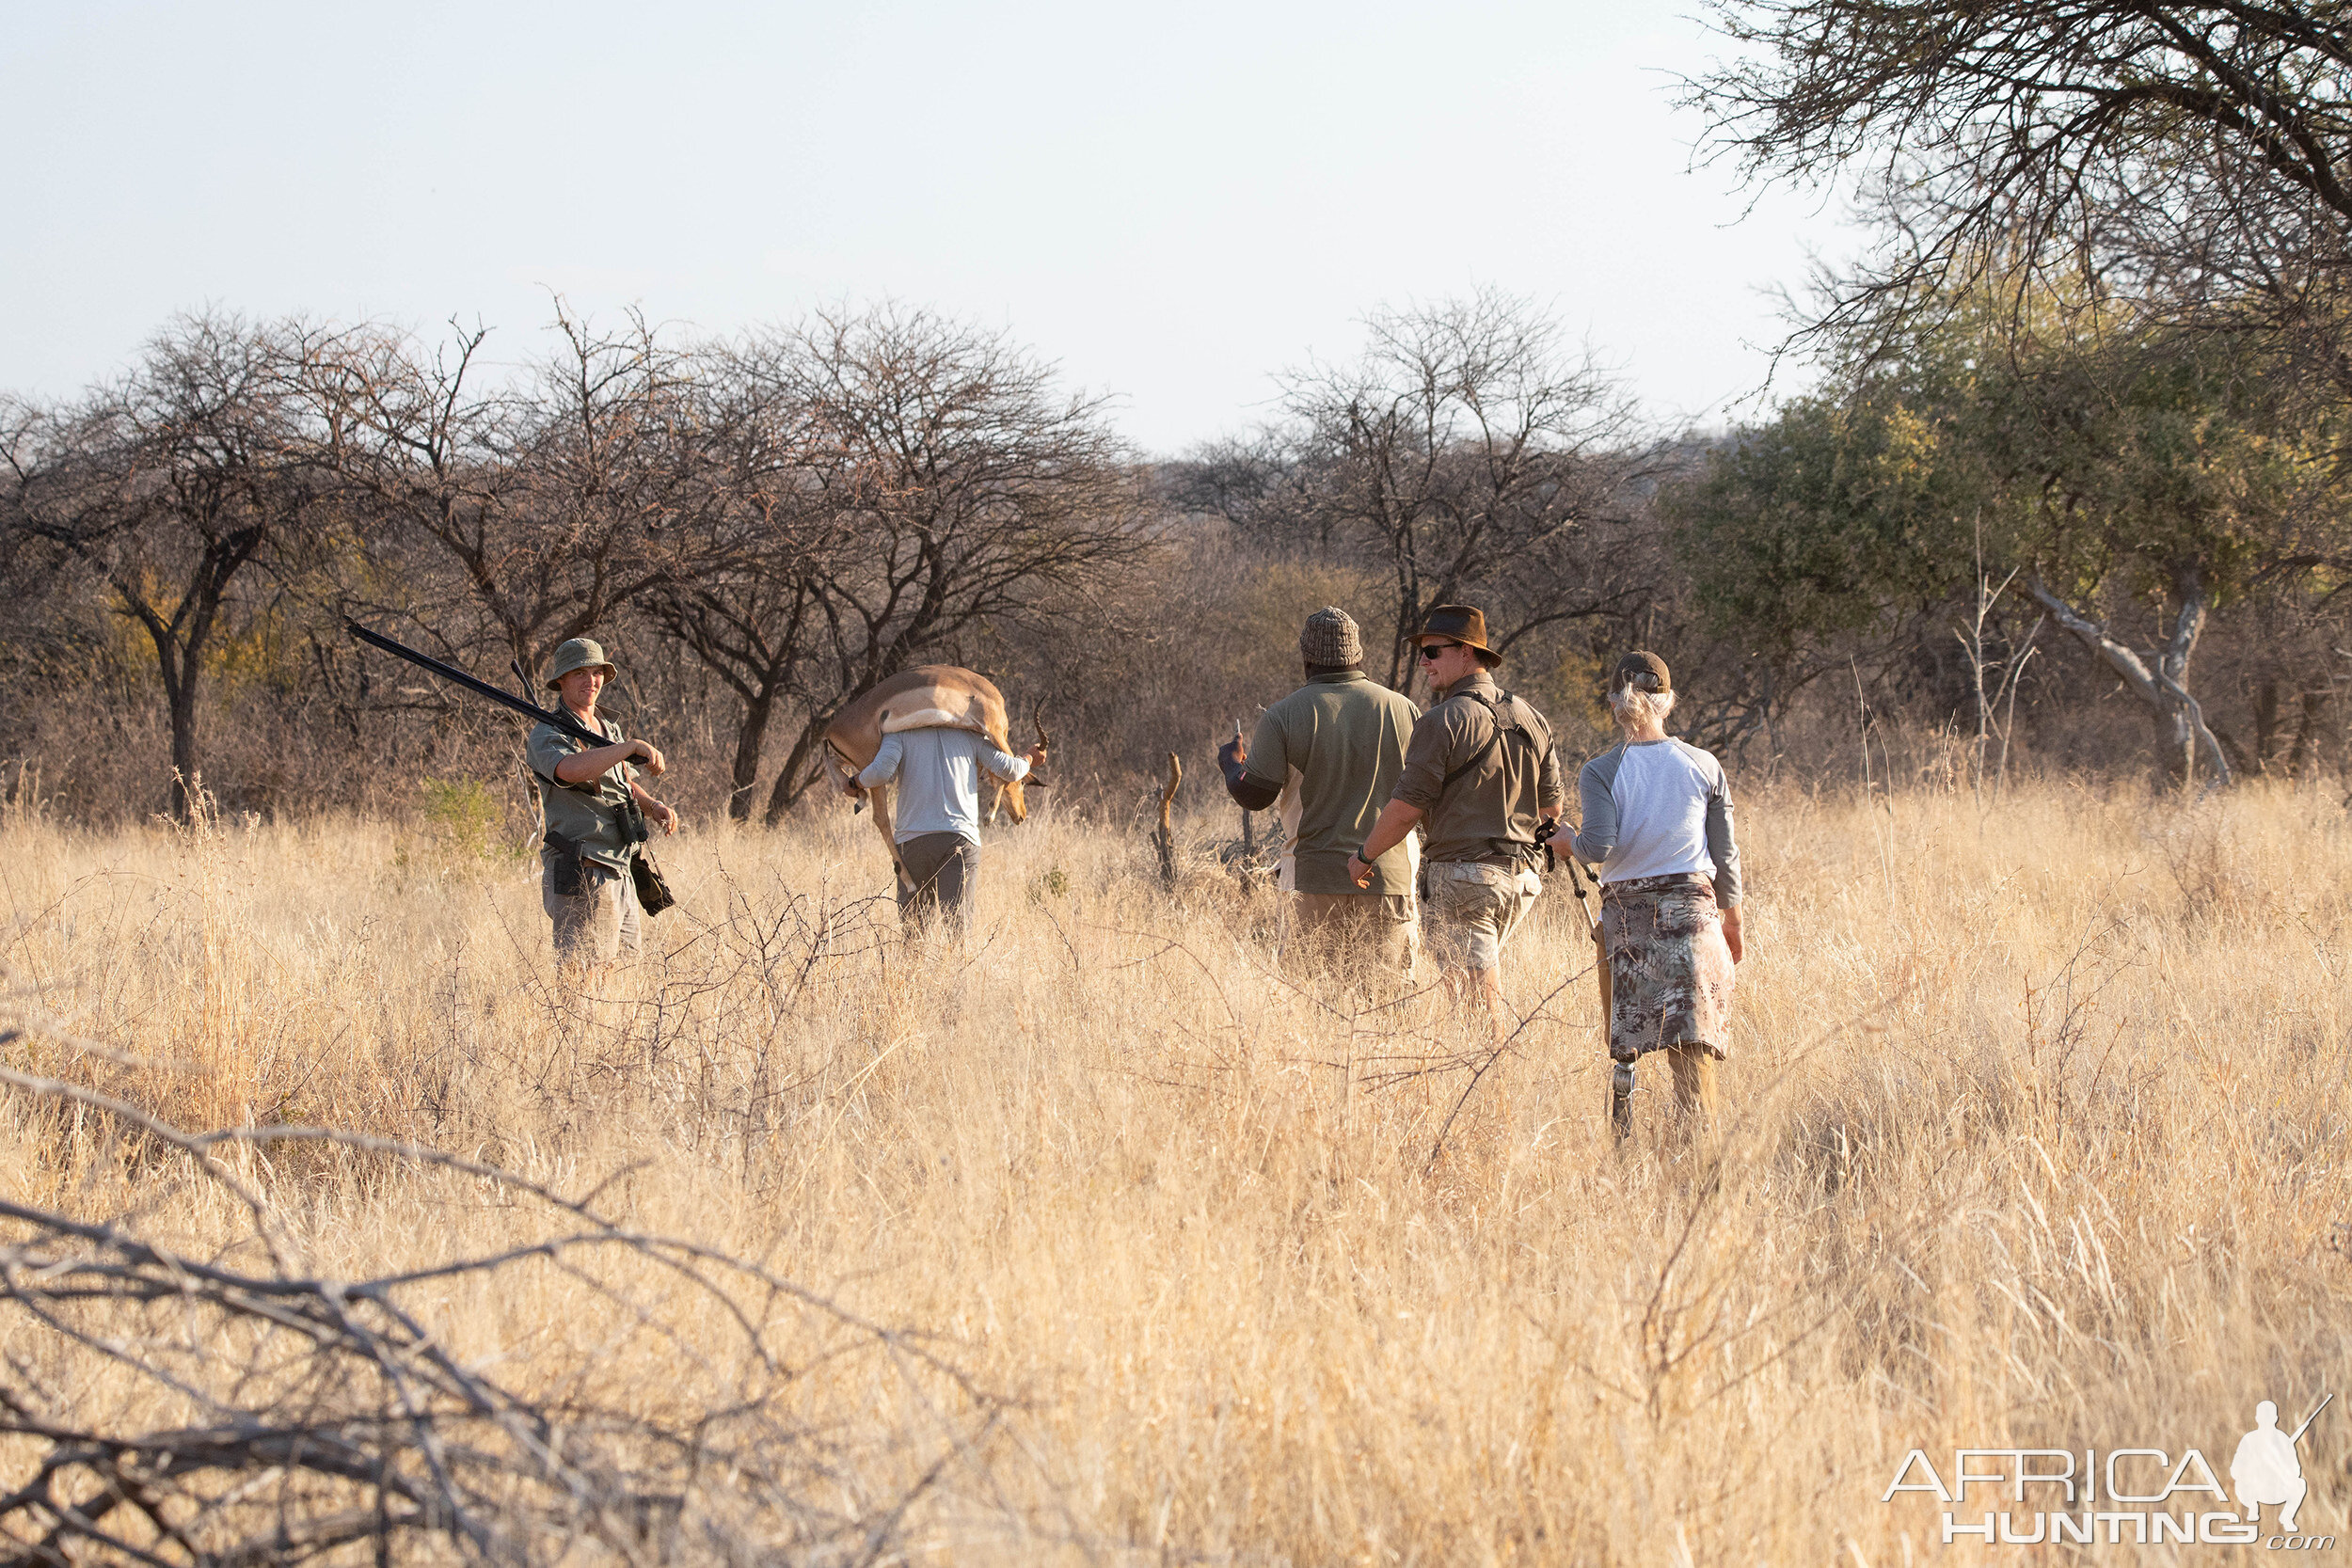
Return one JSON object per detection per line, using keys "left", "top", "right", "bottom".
{"left": 1423, "top": 861, "right": 1541, "bottom": 972}
{"left": 542, "top": 854, "right": 643, "bottom": 967}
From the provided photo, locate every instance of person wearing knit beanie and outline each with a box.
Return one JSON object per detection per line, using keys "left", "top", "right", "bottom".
{"left": 1217, "top": 608, "right": 1422, "bottom": 974}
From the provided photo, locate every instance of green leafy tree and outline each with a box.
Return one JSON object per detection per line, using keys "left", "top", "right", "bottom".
{"left": 1669, "top": 394, "right": 1986, "bottom": 679}
{"left": 1985, "top": 326, "right": 2349, "bottom": 785}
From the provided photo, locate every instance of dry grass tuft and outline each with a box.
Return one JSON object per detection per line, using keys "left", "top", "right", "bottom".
{"left": 1, "top": 779, "right": 2347, "bottom": 1561}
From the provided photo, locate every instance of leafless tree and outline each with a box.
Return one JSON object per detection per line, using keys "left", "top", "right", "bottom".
{"left": 2, "top": 314, "right": 346, "bottom": 817}
{"left": 0, "top": 1006, "right": 1009, "bottom": 1566}
{"left": 745, "top": 308, "right": 1145, "bottom": 823}
{"left": 646, "top": 344, "right": 832, "bottom": 820}
{"left": 316, "top": 307, "right": 705, "bottom": 680}
{"left": 1191, "top": 292, "right": 1660, "bottom": 689}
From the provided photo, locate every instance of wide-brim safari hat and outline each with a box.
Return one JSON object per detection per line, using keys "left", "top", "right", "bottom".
{"left": 546, "top": 638, "right": 618, "bottom": 689}
{"left": 1405, "top": 604, "right": 1502, "bottom": 665}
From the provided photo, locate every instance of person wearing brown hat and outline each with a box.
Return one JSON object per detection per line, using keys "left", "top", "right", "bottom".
{"left": 1567, "top": 650, "right": 1743, "bottom": 1138}
{"left": 526, "top": 637, "right": 680, "bottom": 971}
{"left": 1218, "top": 608, "right": 1423, "bottom": 973}
{"left": 1347, "top": 605, "right": 1565, "bottom": 1035}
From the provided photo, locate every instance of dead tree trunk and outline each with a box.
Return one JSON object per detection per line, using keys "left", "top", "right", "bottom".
{"left": 2028, "top": 575, "right": 2232, "bottom": 790}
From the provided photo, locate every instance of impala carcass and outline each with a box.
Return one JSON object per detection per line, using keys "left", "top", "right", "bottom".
{"left": 821, "top": 666, "right": 1048, "bottom": 883}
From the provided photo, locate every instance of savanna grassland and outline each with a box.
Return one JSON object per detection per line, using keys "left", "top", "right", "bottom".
{"left": 0, "top": 779, "right": 2346, "bottom": 1563}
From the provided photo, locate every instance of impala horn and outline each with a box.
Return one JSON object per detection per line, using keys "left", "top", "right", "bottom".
{"left": 1026, "top": 702, "right": 1051, "bottom": 789}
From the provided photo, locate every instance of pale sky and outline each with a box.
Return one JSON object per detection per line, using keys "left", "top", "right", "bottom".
{"left": 2, "top": 0, "right": 1853, "bottom": 453}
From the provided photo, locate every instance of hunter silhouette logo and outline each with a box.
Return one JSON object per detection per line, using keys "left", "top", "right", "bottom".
{"left": 1882, "top": 1391, "right": 2336, "bottom": 1548}
{"left": 2235, "top": 1396, "right": 2332, "bottom": 1536}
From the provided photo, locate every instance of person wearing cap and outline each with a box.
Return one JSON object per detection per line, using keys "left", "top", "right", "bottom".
{"left": 527, "top": 637, "right": 680, "bottom": 969}
{"left": 1347, "top": 605, "right": 1565, "bottom": 1035}
{"left": 1570, "top": 651, "right": 1743, "bottom": 1137}
{"left": 1217, "top": 608, "right": 1422, "bottom": 972}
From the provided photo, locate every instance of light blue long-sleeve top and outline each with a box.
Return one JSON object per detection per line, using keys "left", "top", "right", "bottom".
{"left": 856, "top": 726, "right": 1030, "bottom": 844}
{"left": 1568, "top": 737, "right": 1742, "bottom": 906}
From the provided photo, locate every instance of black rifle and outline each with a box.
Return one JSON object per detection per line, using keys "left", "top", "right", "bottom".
{"left": 345, "top": 622, "right": 649, "bottom": 847}
{"left": 348, "top": 622, "right": 610, "bottom": 747}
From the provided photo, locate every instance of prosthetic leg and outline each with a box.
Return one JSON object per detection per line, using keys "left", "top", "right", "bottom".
{"left": 1610, "top": 1060, "right": 1635, "bottom": 1140}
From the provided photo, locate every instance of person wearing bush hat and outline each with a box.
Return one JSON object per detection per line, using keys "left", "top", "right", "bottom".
{"left": 1348, "top": 604, "right": 1565, "bottom": 1037}
{"left": 1217, "top": 607, "right": 1423, "bottom": 974}
{"left": 527, "top": 637, "right": 680, "bottom": 971}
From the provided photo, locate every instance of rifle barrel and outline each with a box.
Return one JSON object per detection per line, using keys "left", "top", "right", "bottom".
{"left": 345, "top": 623, "right": 607, "bottom": 748}
{"left": 2291, "top": 1392, "right": 2334, "bottom": 1445}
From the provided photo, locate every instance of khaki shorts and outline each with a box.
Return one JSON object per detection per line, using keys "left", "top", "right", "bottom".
{"left": 1424, "top": 861, "right": 1541, "bottom": 973}
{"left": 1289, "top": 892, "right": 1417, "bottom": 974}
{"left": 543, "top": 855, "right": 642, "bottom": 967}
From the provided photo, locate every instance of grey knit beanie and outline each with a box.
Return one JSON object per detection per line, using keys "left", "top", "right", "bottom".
{"left": 1299, "top": 608, "right": 1362, "bottom": 667}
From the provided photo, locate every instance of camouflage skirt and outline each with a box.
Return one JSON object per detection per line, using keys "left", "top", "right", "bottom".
{"left": 1600, "top": 873, "right": 1736, "bottom": 1064}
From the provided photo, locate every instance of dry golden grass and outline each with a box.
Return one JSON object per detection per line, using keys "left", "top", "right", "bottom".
{"left": 1, "top": 777, "right": 2348, "bottom": 1562}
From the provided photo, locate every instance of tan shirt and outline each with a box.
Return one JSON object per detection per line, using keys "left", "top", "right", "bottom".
{"left": 1391, "top": 673, "right": 1565, "bottom": 864}
{"left": 528, "top": 713, "right": 638, "bottom": 872}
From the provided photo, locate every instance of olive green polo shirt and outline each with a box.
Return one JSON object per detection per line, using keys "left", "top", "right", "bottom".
{"left": 1241, "top": 671, "right": 1422, "bottom": 896}
{"left": 528, "top": 712, "right": 638, "bottom": 872}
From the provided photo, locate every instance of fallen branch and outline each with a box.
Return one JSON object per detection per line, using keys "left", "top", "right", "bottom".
{"left": 0, "top": 1009, "right": 1010, "bottom": 1567}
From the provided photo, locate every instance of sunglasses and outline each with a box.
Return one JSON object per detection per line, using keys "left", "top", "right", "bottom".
{"left": 1418, "top": 641, "right": 1462, "bottom": 660}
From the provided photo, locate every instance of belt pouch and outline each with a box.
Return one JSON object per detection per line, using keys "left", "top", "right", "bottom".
{"left": 546, "top": 830, "right": 587, "bottom": 897}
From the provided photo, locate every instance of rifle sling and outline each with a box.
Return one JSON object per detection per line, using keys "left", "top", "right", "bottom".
{"left": 1438, "top": 689, "right": 1548, "bottom": 867}
{"left": 1439, "top": 689, "right": 1534, "bottom": 789}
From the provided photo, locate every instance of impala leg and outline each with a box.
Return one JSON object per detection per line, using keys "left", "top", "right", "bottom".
{"left": 868, "top": 782, "right": 909, "bottom": 892}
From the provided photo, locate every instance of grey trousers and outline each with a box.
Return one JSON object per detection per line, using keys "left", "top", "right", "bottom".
{"left": 897, "top": 832, "right": 978, "bottom": 924}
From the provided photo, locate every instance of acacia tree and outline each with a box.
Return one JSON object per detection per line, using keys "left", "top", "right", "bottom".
{"left": 1665, "top": 392, "right": 1990, "bottom": 714}
{"left": 747, "top": 308, "right": 1144, "bottom": 823}
{"left": 1690, "top": 2, "right": 2352, "bottom": 385}
{"left": 2, "top": 314, "right": 343, "bottom": 816}
{"left": 1671, "top": 293, "right": 2352, "bottom": 784}
{"left": 1194, "top": 293, "right": 1656, "bottom": 689}
{"left": 1993, "top": 326, "right": 2352, "bottom": 786}
{"left": 317, "top": 307, "right": 704, "bottom": 679}
{"left": 645, "top": 342, "right": 831, "bottom": 820}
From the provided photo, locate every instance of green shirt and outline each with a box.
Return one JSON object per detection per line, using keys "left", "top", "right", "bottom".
{"left": 528, "top": 713, "right": 638, "bottom": 872}
{"left": 1242, "top": 671, "right": 1422, "bottom": 896}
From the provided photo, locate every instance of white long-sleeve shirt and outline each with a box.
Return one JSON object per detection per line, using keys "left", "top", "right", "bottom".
{"left": 1568, "top": 737, "right": 1741, "bottom": 906}
{"left": 856, "top": 727, "right": 1029, "bottom": 845}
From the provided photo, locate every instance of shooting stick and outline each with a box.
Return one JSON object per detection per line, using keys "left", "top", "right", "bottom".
{"left": 1562, "top": 848, "right": 1629, "bottom": 1137}
{"left": 1234, "top": 720, "right": 1255, "bottom": 852}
